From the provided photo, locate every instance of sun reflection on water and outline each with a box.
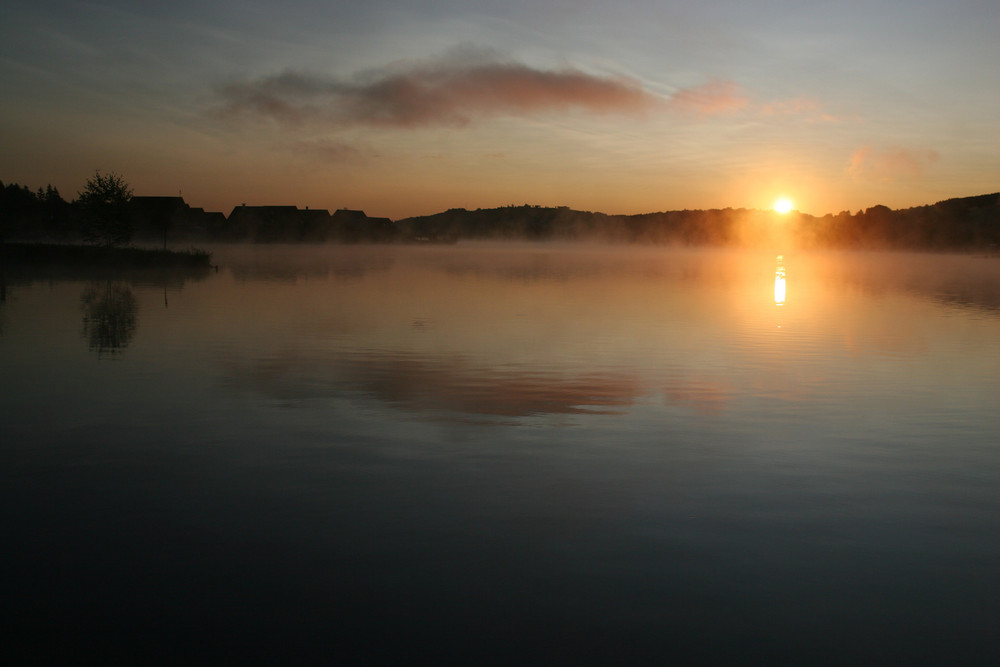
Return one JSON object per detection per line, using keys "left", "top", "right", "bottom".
{"left": 774, "top": 255, "right": 787, "bottom": 306}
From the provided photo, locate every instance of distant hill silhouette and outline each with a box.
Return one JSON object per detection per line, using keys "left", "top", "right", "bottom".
{"left": 396, "top": 194, "right": 1000, "bottom": 250}
{"left": 2, "top": 178, "right": 998, "bottom": 250}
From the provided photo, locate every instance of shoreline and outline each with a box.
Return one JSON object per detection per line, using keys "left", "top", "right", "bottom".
{"left": 0, "top": 242, "right": 213, "bottom": 269}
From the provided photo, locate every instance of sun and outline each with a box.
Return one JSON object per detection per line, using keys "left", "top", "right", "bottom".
{"left": 773, "top": 197, "right": 794, "bottom": 215}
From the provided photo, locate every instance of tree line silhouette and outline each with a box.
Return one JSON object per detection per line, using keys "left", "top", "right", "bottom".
{"left": 396, "top": 198, "right": 1000, "bottom": 250}
{"left": 2, "top": 176, "right": 998, "bottom": 250}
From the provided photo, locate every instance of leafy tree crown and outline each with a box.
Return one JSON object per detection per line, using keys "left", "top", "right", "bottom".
{"left": 78, "top": 170, "right": 134, "bottom": 246}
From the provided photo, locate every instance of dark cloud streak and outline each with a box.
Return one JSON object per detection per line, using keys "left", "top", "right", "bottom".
{"left": 218, "top": 60, "right": 661, "bottom": 128}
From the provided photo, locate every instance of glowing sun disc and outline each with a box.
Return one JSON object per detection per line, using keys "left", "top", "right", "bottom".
{"left": 773, "top": 198, "right": 794, "bottom": 214}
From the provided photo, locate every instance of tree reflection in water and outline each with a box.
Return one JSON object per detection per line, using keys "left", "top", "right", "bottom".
{"left": 81, "top": 281, "right": 138, "bottom": 356}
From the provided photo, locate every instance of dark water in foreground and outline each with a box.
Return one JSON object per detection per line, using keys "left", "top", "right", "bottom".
{"left": 2, "top": 244, "right": 1000, "bottom": 663}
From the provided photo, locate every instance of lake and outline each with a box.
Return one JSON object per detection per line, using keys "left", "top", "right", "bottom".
{"left": 2, "top": 243, "right": 1000, "bottom": 663}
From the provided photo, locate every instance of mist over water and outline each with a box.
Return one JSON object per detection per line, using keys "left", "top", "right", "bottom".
{"left": 2, "top": 244, "right": 1000, "bottom": 662}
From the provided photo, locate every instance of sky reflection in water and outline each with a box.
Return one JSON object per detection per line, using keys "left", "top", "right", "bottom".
{"left": 2, "top": 244, "right": 1000, "bottom": 662}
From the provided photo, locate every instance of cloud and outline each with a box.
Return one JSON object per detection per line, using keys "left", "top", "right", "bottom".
{"left": 667, "top": 79, "right": 749, "bottom": 116}
{"left": 218, "top": 59, "right": 661, "bottom": 128}
{"left": 847, "top": 145, "right": 940, "bottom": 181}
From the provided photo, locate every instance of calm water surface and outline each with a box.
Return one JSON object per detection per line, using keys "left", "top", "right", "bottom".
{"left": 2, "top": 244, "right": 1000, "bottom": 663}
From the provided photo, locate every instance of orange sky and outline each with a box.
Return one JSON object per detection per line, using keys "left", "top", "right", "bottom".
{"left": 2, "top": 1, "right": 998, "bottom": 219}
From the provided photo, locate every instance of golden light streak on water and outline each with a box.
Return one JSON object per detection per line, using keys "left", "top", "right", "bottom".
{"left": 774, "top": 255, "right": 786, "bottom": 305}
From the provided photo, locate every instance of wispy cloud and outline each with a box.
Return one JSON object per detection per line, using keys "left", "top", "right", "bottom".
{"left": 217, "top": 50, "right": 822, "bottom": 131}
{"left": 667, "top": 79, "right": 748, "bottom": 116}
{"left": 218, "top": 58, "right": 661, "bottom": 128}
{"left": 848, "top": 145, "right": 940, "bottom": 181}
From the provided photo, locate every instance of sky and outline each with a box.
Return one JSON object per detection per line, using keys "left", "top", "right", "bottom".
{"left": 2, "top": 0, "right": 998, "bottom": 219}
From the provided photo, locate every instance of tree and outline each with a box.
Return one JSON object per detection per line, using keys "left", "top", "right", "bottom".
{"left": 0, "top": 181, "right": 36, "bottom": 241}
{"left": 78, "top": 171, "right": 134, "bottom": 246}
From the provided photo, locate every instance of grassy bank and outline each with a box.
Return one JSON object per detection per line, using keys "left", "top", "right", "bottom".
{"left": 1, "top": 242, "right": 212, "bottom": 268}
